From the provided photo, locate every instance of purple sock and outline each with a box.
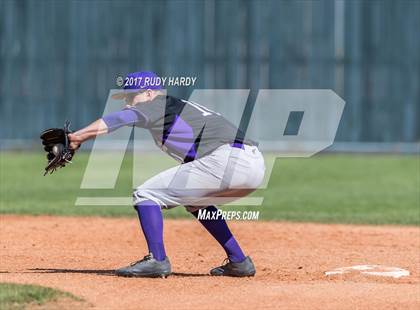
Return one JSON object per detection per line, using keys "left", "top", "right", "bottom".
{"left": 134, "top": 200, "right": 166, "bottom": 261}
{"left": 191, "top": 206, "right": 246, "bottom": 263}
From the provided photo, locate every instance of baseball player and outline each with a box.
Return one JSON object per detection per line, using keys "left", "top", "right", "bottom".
{"left": 68, "top": 71, "right": 265, "bottom": 278}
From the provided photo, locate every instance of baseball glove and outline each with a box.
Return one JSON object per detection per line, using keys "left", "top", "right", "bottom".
{"left": 40, "top": 120, "right": 74, "bottom": 175}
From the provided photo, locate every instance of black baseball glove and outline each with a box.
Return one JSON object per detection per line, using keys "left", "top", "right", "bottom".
{"left": 40, "top": 120, "right": 74, "bottom": 175}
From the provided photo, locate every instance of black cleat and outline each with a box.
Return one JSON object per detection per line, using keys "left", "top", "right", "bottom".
{"left": 115, "top": 253, "right": 171, "bottom": 278}
{"left": 210, "top": 256, "right": 256, "bottom": 277}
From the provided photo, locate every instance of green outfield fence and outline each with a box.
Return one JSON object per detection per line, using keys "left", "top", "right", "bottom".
{"left": 0, "top": 0, "right": 419, "bottom": 145}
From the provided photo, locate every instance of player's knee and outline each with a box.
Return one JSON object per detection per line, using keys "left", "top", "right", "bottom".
{"left": 132, "top": 189, "right": 162, "bottom": 210}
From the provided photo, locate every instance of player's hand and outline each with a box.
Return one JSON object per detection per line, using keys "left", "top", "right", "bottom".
{"left": 68, "top": 133, "right": 82, "bottom": 150}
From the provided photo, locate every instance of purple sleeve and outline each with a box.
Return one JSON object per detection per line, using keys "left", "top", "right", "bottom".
{"left": 102, "top": 109, "right": 147, "bottom": 133}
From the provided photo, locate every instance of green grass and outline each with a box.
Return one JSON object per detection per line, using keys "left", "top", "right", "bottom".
{"left": 0, "top": 283, "right": 80, "bottom": 309}
{"left": 0, "top": 151, "right": 419, "bottom": 225}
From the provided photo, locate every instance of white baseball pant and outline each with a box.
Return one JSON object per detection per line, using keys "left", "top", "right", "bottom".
{"left": 133, "top": 144, "right": 265, "bottom": 212}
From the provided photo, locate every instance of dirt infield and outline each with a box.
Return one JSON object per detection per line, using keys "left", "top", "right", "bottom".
{"left": 1, "top": 215, "right": 419, "bottom": 309}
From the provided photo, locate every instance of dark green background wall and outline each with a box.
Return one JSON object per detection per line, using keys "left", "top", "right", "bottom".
{"left": 0, "top": 0, "right": 419, "bottom": 142}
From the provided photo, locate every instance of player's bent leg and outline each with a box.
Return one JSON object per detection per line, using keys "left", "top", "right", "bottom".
{"left": 134, "top": 200, "right": 167, "bottom": 261}
{"left": 189, "top": 206, "right": 256, "bottom": 277}
{"left": 183, "top": 146, "right": 264, "bottom": 276}
{"left": 126, "top": 145, "right": 264, "bottom": 277}
{"left": 115, "top": 200, "right": 171, "bottom": 278}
